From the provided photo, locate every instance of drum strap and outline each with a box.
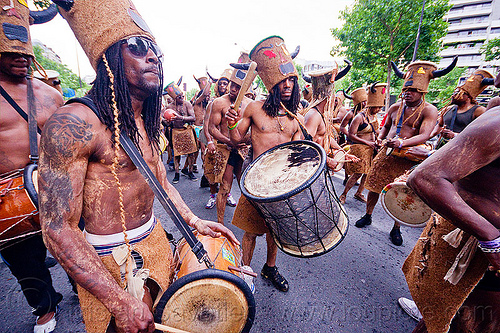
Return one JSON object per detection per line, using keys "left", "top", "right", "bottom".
{"left": 26, "top": 78, "right": 39, "bottom": 162}
{"left": 0, "top": 83, "right": 42, "bottom": 135}
{"left": 66, "top": 97, "right": 212, "bottom": 267}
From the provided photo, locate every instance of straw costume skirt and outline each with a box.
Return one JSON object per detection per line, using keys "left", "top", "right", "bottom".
{"left": 231, "top": 195, "right": 269, "bottom": 235}
{"left": 365, "top": 146, "right": 417, "bottom": 194}
{"left": 344, "top": 144, "right": 375, "bottom": 175}
{"left": 402, "top": 215, "right": 495, "bottom": 333}
{"left": 77, "top": 220, "right": 174, "bottom": 333}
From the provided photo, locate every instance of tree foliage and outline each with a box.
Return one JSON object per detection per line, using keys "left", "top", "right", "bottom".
{"left": 331, "top": 0, "right": 450, "bottom": 96}
{"left": 481, "top": 38, "right": 500, "bottom": 62}
{"left": 33, "top": 45, "right": 90, "bottom": 98}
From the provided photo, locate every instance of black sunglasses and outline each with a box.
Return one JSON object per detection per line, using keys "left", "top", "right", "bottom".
{"left": 122, "top": 36, "right": 163, "bottom": 61}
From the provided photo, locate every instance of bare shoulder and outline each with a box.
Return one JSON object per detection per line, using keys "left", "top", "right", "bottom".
{"left": 244, "top": 100, "right": 263, "bottom": 118}
{"left": 423, "top": 102, "right": 438, "bottom": 117}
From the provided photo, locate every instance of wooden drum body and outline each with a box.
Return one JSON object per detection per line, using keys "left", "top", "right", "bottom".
{"left": 241, "top": 141, "right": 348, "bottom": 258}
{"left": 154, "top": 233, "right": 255, "bottom": 333}
{"left": 0, "top": 164, "right": 40, "bottom": 245}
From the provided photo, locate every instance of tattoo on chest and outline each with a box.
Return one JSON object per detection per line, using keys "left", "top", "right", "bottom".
{"left": 43, "top": 114, "right": 93, "bottom": 157}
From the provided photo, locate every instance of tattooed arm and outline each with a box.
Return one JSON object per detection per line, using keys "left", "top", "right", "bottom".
{"left": 38, "top": 105, "right": 152, "bottom": 332}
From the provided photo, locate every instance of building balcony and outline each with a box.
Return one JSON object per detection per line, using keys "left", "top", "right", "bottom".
{"left": 445, "top": 7, "right": 492, "bottom": 20}
{"left": 441, "top": 46, "right": 482, "bottom": 57}
{"left": 450, "top": 0, "right": 492, "bottom": 6}
{"left": 443, "top": 34, "right": 487, "bottom": 44}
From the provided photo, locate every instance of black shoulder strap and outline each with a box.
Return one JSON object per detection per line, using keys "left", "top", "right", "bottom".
{"left": 66, "top": 96, "right": 100, "bottom": 117}
{"left": 0, "top": 83, "right": 42, "bottom": 134}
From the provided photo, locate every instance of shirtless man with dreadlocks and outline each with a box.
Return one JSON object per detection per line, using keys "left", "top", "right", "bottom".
{"left": 38, "top": 2, "right": 238, "bottom": 332}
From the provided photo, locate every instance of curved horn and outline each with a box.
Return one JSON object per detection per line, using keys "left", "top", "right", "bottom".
{"left": 290, "top": 45, "right": 300, "bottom": 59}
{"left": 343, "top": 90, "right": 352, "bottom": 100}
{"left": 301, "top": 69, "right": 312, "bottom": 83}
{"left": 30, "top": 4, "right": 58, "bottom": 25}
{"left": 52, "top": 0, "right": 74, "bottom": 12}
{"left": 481, "top": 78, "right": 495, "bottom": 86}
{"left": 206, "top": 71, "right": 217, "bottom": 82}
{"left": 193, "top": 75, "right": 201, "bottom": 85}
{"left": 177, "top": 76, "right": 183, "bottom": 86}
{"left": 230, "top": 63, "right": 250, "bottom": 70}
{"left": 335, "top": 59, "right": 352, "bottom": 81}
{"left": 346, "top": 83, "right": 353, "bottom": 94}
{"left": 391, "top": 61, "right": 405, "bottom": 79}
{"left": 370, "top": 81, "right": 380, "bottom": 94}
{"left": 432, "top": 56, "right": 458, "bottom": 78}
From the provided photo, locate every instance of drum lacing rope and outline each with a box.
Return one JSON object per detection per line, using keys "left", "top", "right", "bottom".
{"left": 103, "top": 54, "right": 133, "bottom": 287}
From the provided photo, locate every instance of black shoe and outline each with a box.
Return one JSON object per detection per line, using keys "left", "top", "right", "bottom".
{"left": 172, "top": 173, "right": 180, "bottom": 184}
{"left": 390, "top": 228, "right": 403, "bottom": 246}
{"left": 193, "top": 165, "right": 198, "bottom": 173}
{"left": 45, "top": 256, "right": 58, "bottom": 268}
{"left": 181, "top": 168, "right": 189, "bottom": 176}
{"left": 200, "top": 175, "right": 210, "bottom": 188}
{"left": 187, "top": 172, "right": 198, "bottom": 181}
{"left": 261, "top": 264, "right": 289, "bottom": 292}
{"left": 355, "top": 214, "right": 372, "bottom": 228}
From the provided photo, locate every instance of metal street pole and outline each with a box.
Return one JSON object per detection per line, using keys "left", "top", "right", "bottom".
{"left": 412, "top": 0, "right": 427, "bottom": 61}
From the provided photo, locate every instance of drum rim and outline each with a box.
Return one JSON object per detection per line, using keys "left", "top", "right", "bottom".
{"left": 240, "top": 140, "right": 327, "bottom": 203}
{"left": 23, "top": 164, "right": 38, "bottom": 209}
{"left": 154, "top": 268, "right": 255, "bottom": 333}
{"left": 381, "top": 182, "right": 431, "bottom": 228}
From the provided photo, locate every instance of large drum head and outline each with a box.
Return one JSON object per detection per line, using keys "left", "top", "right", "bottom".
{"left": 381, "top": 182, "right": 432, "bottom": 227}
{"left": 155, "top": 269, "right": 255, "bottom": 333}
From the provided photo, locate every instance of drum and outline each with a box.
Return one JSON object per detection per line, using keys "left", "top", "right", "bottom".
{"left": 154, "top": 233, "right": 255, "bottom": 333}
{"left": 380, "top": 172, "right": 432, "bottom": 228}
{"left": 0, "top": 164, "right": 40, "bottom": 243}
{"left": 241, "top": 140, "right": 348, "bottom": 258}
{"left": 386, "top": 144, "right": 432, "bottom": 162}
{"left": 328, "top": 149, "right": 346, "bottom": 172}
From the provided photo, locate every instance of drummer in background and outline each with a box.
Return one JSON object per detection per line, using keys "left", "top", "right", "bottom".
{"left": 431, "top": 69, "right": 493, "bottom": 149}
{"left": 39, "top": 1, "right": 238, "bottom": 332}
{"left": 401, "top": 74, "right": 500, "bottom": 332}
{"left": 301, "top": 62, "right": 360, "bottom": 170}
{"left": 208, "top": 66, "right": 253, "bottom": 223}
{"left": 354, "top": 58, "right": 457, "bottom": 246}
{"left": 226, "top": 36, "right": 303, "bottom": 292}
{"left": 0, "top": 2, "right": 62, "bottom": 332}
{"left": 339, "top": 83, "right": 386, "bottom": 205}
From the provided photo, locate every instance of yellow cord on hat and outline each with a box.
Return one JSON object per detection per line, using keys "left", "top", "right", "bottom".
{"left": 103, "top": 54, "right": 132, "bottom": 288}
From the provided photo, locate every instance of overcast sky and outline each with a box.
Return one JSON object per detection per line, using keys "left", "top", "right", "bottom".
{"left": 30, "top": 0, "right": 354, "bottom": 91}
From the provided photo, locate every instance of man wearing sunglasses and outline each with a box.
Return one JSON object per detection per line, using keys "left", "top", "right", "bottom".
{"left": 40, "top": 1, "right": 238, "bottom": 332}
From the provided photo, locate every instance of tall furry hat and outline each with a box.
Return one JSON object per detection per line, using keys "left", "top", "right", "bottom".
{"left": 193, "top": 75, "right": 209, "bottom": 90}
{"left": 391, "top": 57, "right": 458, "bottom": 93}
{"left": 301, "top": 60, "right": 351, "bottom": 102}
{"left": 344, "top": 87, "right": 368, "bottom": 107}
{"left": 0, "top": 1, "right": 57, "bottom": 57}
{"left": 457, "top": 69, "right": 494, "bottom": 99}
{"left": 366, "top": 82, "right": 387, "bottom": 107}
{"left": 164, "top": 76, "right": 183, "bottom": 99}
{"left": 53, "top": 0, "right": 156, "bottom": 70}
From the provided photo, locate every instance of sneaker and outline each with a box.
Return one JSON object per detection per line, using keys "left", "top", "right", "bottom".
{"left": 193, "top": 164, "right": 198, "bottom": 173}
{"left": 355, "top": 214, "right": 372, "bottom": 228}
{"left": 200, "top": 175, "right": 210, "bottom": 188}
{"left": 390, "top": 228, "right": 403, "bottom": 246}
{"left": 34, "top": 307, "right": 58, "bottom": 333}
{"left": 181, "top": 168, "right": 189, "bottom": 176}
{"left": 226, "top": 193, "right": 237, "bottom": 207}
{"left": 241, "top": 265, "right": 255, "bottom": 294}
{"left": 172, "top": 173, "right": 180, "bottom": 184}
{"left": 398, "top": 297, "right": 422, "bottom": 321}
{"left": 205, "top": 194, "right": 216, "bottom": 209}
{"left": 187, "top": 171, "right": 198, "bottom": 181}
{"left": 261, "top": 264, "right": 289, "bottom": 292}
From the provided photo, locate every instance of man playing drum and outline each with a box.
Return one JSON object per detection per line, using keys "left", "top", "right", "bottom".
{"left": 226, "top": 36, "right": 304, "bottom": 292}
{"left": 0, "top": 2, "right": 62, "bottom": 332}
{"left": 40, "top": 1, "right": 238, "bottom": 332}
{"left": 208, "top": 68, "right": 252, "bottom": 224}
{"left": 354, "top": 58, "right": 456, "bottom": 246}
{"left": 403, "top": 79, "right": 500, "bottom": 332}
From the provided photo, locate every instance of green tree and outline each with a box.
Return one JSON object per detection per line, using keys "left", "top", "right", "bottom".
{"left": 33, "top": 45, "right": 90, "bottom": 98}
{"left": 481, "top": 38, "right": 500, "bottom": 62}
{"left": 331, "top": 0, "right": 450, "bottom": 103}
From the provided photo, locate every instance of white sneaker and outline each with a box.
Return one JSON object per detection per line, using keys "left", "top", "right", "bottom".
{"left": 398, "top": 297, "right": 422, "bottom": 321}
{"left": 226, "top": 193, "right": 237, "bottom": 207}
{"left": 34, "top": 309, "right": 57, "bottom": 333}
{"left": 241, "top": 265, "right": 255, "bottom": 294}
{"left": 205, "top": 194, "right": 216, "bottom": 209}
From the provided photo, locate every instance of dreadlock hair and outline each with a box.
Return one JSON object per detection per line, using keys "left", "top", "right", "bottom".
{"left": 352, "top": 102, "right": 364, "bottom": 115}
{"left": 263, "top": 76, "right": 300, "bottom": 117}
{"left": 87, "top": 41, "right": 163, "bottom": 154}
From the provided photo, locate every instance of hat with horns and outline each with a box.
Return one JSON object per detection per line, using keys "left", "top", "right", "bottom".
{"left": 344, "top": 87, "right": 368, "bottom": 107}
{"left": 0, "top": 1, "right": 58, "bottom": 57}
{"left": 232, "top": 36, "right": 299, "bottom": 91}
{"left": 193, "top": 75, "right": 209, "bottom": 90}
{"left": 164, "top": 76, "right": 183, "bottom": 99}
{"left": 456, "top": 69, "right": 494, "bottom": 99}
{"left": 53, "top": 0, "right": 156, "bottom": 70}
{"left": 366, "top": 82, "right": 387, "bottom": 107}
{"left": 302, "top": 60, "right": 351, "bottom": 102}
{"left": 391, "top": 56, "right": 458, "bottom": 93}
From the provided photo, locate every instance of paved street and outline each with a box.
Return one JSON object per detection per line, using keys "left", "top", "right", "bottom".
{"left": 0, "top": 155, "right": 424, "bottom": 332}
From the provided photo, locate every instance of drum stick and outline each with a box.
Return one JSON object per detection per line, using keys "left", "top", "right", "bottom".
{"left": 232, "top": 61, "right": 257, "bottom": 115}
{"left": 228, "top": 265, "right": 258, "bottom": 277}
{"left": 155, "top": 323, "right": 192, "bottom": 333}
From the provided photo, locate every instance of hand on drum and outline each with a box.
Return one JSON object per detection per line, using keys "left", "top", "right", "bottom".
{"left": 385, "top": 137, "right": 403, "bottom": 149}
{"left": 193, "top": 218, "right": 240, "bottom": 246}
{"left": 113, "top": 295, "right": 155, "bottom": 333}
{"left": 441, "top": 128, "right": 456, "bottom": 140}
{"left": 407, "top": 146, "right": 433, "bottom": 160}
{"left": 345, "top": 153, "right": 360, "bottom": 163}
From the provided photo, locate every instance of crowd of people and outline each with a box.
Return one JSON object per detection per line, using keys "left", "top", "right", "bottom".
{"left": 0, "top": 0, "right": 499, "bottom": 332}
